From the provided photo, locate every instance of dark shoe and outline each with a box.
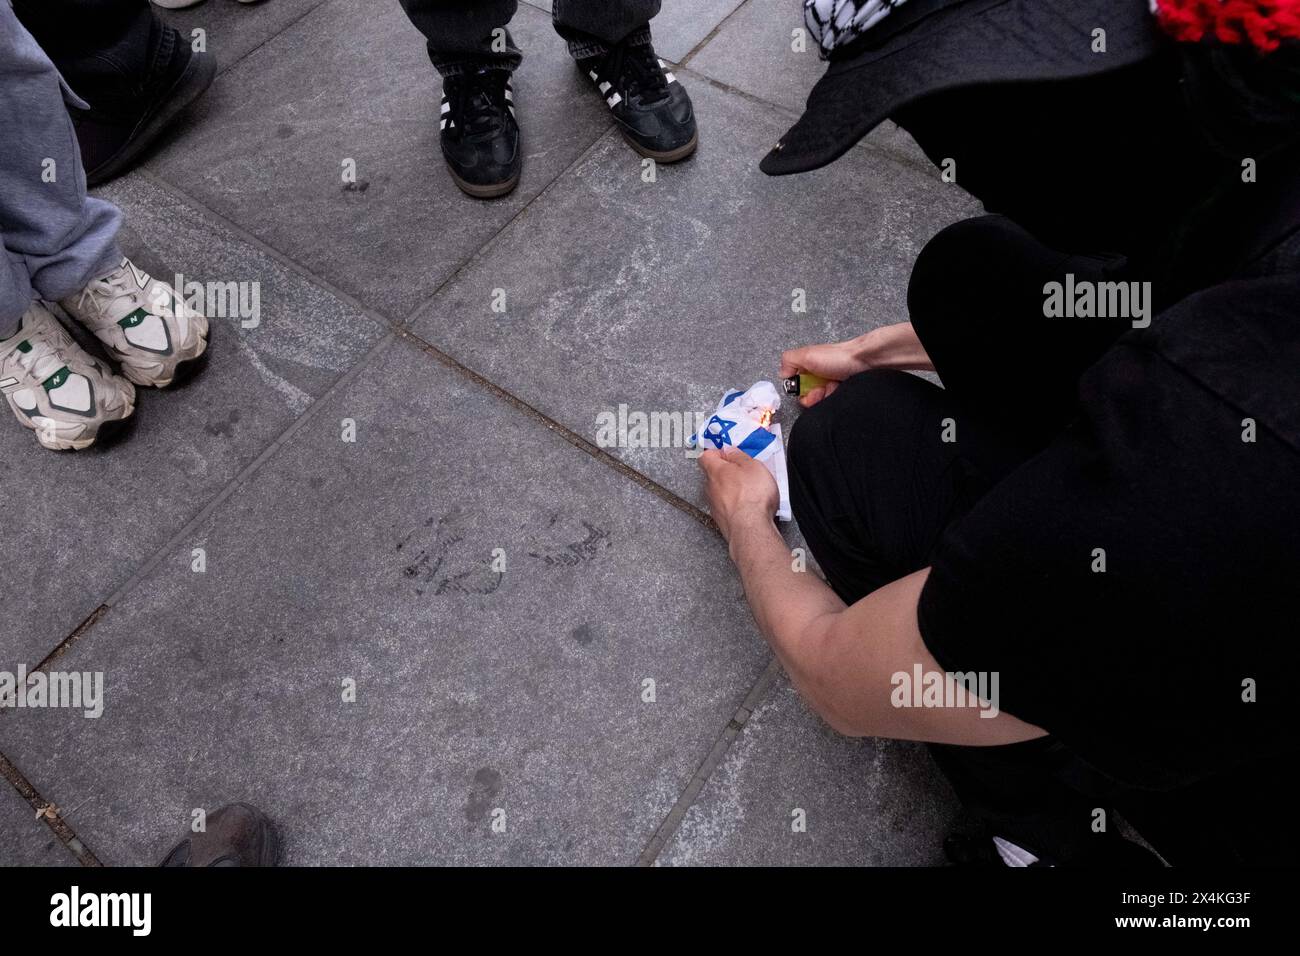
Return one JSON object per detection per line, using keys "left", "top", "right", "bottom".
{"left": 579, "top": 37, "right": 696, "bottom": 163}
{"left": 73, "top": 27, "right": 217, "bottom": 187}
{"left": 440, "top": 68, "right": 521, "bottom": 199}
{"left": 159, "top": 803, "right": 279, "bottom": 867}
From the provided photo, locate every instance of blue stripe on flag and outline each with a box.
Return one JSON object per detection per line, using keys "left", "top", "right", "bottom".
{"left": 737, "top": 427, "right": 776, "bottom": 457}
{"left": 722, "top": 390, "right": 744, "bottom": 407}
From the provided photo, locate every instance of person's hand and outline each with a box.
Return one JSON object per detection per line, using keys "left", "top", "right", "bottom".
{"left": 779, "top": 337, "right": 871, "bottom": 408}
{"left": 699, "top": 446, "right": 779, "bottom": 546}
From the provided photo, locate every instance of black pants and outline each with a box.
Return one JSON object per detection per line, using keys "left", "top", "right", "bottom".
{"left": 398, "top": 0, "right": 661, "bottom": 77}
{"left": 12, "top": 0, "right": 172, "bottom": 114}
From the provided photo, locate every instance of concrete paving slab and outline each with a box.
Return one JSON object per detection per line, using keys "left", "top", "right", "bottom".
{"left": 0, "top": 780, "right": 77, "bottom": 867}
{"left": 0, "top": 174, "right": 383, "bottom": 670}
{"left": 146, "top": 0, "right": 615, "bottom": 321}
{"left": 159, "top": 0, "right": 331, "bottom": 75}
{"left": 522, "top": 0, "right": 746, "bottom": 63}
{"left": 687, "top": 0, "right": 827, "bottom": 114}
{"left": 408, "top": 77, "right": 978, "bottom": 511}
{"left": 658, "top": 675, "right": 961, "bottom": 866}
{"left": 0, "top": 338, "right": 772, "bottom": 865}
{"left": 686, "top": 0, "right": 929, "bottom": 166}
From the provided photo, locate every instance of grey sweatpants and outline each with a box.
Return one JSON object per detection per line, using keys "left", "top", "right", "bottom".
{"left": 0, "top": 0, "right": 122, "bottom": 338}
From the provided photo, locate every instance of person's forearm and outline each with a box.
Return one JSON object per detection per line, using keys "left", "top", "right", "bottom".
{"left": 854, "top": 322, "right": 934, "bottom": 372}
{"left": 726, "top": 515, "right": 846, "bottom": 685}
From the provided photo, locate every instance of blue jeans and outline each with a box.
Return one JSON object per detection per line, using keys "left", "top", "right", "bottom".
{"left": 398, "top": 0, "right": 662, "bottom": 77}
{"left": 0, "top": 0, "right": 122, "bottom": 338}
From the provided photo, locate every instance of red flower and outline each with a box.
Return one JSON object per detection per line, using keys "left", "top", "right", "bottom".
{"left": 1153, "top": 0, "right": 1300, "bottom": 51}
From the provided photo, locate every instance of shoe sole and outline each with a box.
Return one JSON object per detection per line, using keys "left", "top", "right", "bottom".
{"left": 448, "top": 166, "right": 521, "bottom": 199}
{"left": 124, "top": 325, "right": 211, "bottom": 389}
{"left": 162, "top": 341, "right": 211, "bottom": 389}
{"left": 83, "top": 409, "right": 138, "bottom": 451}
{"left": 622, "top": 128, "right": 698, "bottom": 164}
{"left": 32, "top": 391, "right": 137, "bottom": 452}
{"left": 85, "top": 50, "right": 219, "bottom": 188}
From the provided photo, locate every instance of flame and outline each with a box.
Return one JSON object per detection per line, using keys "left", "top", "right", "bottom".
{"left": 758, "top": 409, "right": 773, "bottom": 429}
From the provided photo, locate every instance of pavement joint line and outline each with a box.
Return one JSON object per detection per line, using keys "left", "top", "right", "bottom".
{"left": 17, "top": 321, "right": 726, "bottom": 860}
{"left": 635, "top": 656, "right": 781, "bottom": 866}
{"left": 397, "top": 124, "right": 621, "bottom": 328}
{"left": 24, "top": 330, "right": 399, "bottom": 667}
{"left": 31, "top": 605, "right": 110, "bottom": 674}
{"left": 136, "top": 168, "right": 403, "bottom": 331}
{"left": 153, "top": 0, "right": 620, "bottom": 337}
{"left": 138, "top": 120, "right": 618, "bottom": 337}
{"left": 0, "top": 751, "right": 102, "bottom": 867}
{"left": 393, "top": 327, "right": 719, "bottom": 532}
{"left": 206, "top": 0, "right": 335, "bottom": 80}
{"left": 45, "top": 124, "right": 667, "bottom": 663}
{"left": 12, "top": 311, "right": 731, "bottom": 865}
{"left": 677, "top": 0, "right": 752, "bottom": 69}
{"left": 98, "top": 330, "right": 401, "bottom": 615}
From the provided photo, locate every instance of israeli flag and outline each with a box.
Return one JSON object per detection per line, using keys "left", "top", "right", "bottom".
{"left": 689, "top": 381, "right": 792, "bottom": 521}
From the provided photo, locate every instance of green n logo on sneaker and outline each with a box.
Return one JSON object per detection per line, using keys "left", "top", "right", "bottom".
{"left": 119, "top": 307, "right": 151, "bottom": 329}
{"left": 43, "top": 366, "right": 71, "bottom": 392}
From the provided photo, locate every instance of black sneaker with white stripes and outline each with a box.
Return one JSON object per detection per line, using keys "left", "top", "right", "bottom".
{"left": 579, "top": 37, "right": 697, "bottom": 163}
{"left": 439, "top": 68, "right": 521, "bottom": 199}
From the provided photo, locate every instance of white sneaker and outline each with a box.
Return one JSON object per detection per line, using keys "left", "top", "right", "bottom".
{"left": 1, "top": 303, "right": 136, "bottom": 451}
{"left": 61, "top": 258, "right": 209, "bottom": 388}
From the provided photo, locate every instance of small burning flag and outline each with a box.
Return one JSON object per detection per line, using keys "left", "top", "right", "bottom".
{"left": 689, "top": 381, "right": 792, "bottom": 522}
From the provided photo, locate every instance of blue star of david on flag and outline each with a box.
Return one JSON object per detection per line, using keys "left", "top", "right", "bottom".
{"left": 701, "top": 415, "right": 738, "bottom": 450}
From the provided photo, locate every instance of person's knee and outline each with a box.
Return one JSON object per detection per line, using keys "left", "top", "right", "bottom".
{"left": 911, "top": 215, "right": 1004, "bottom": 283}
{"left": 787, "top": 376, "right": 899, "bottom": 585}
{"left": 787, "top": 386, "right": 838, "bottom": 477}
{"left": 788, "top": 370, "right": 941, "bottom": 601}
{"left": 908, "top": 215, "right": 1026, "bottom": 338}
{"left": 788, "top": 369, "right": 929, "bottom": 478}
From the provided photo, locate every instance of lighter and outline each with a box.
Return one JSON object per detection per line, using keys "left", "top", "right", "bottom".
{"left": 782, "top": 372, "right": 830, "bottom": 398}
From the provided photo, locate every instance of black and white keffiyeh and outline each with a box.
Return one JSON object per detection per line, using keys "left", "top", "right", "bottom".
{"left": 803, "top": 0, "right": 912, "bottom": 55}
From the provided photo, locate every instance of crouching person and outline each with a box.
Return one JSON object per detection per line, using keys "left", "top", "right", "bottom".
{"left": 700, "top": 226, "right": 1300, "bottom": 866}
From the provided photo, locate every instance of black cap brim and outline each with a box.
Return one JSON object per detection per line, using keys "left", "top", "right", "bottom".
{"left": 761, "top": 0, "right": 1168, "bottom": 176}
